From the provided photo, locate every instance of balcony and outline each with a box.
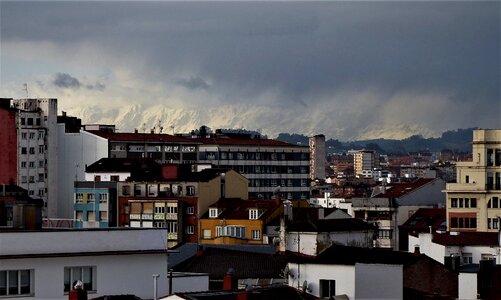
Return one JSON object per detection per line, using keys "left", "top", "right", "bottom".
{"left": 166, "top": 213, "right": 177, "bottom": 220}
{"left": 446, "top": 183, "right": 485, "bottom": 192}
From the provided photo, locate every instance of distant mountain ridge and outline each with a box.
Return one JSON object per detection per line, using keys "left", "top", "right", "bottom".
{"left": 276, "top": 128, "right": 476, "bottom": 154}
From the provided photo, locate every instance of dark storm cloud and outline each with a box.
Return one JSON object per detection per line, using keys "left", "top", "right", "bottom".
{"left": 1, "top": 1, "right": 499, "bottom": 136}
{"left": 174, "top": 76, "right": 210, "bottom": 91}
{"left": 53, "top": 72, "right": 80, "bottom": 89}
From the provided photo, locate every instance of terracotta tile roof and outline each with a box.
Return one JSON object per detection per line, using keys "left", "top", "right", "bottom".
{"left": 377, "top": 178, "right": 435, "bottom": 198}
{"left": 173, "top": 247, "right": 288, "bottom": 279}
{"left": 287, "top": 244, "right": 420, "bottom": 266}
{"left": 194, "top": 137, "right": 305, "bottom": 148}
{"left": 287, "top": 218, "right": 376, "bottom": 233}
{"left": 86, "top": 130, "right": 199, "bottom": 143}
{"left": 431, "top": 232, "right": 500, "bottom": 246}
{"left": 204, "top": 198, "right": 281, "bottom": 220}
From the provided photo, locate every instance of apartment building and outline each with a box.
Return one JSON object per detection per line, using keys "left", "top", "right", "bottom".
{"left": 353, "top": 149, "right": 380, "bottom": 177}
{"left": 309, "top": 134, "right": 326, "bottom": 181}
{"left": 0, "top": 98, "right": 58, "bottom": 217}
{"left": 195, "top": 132, "right": 310, "bottom": 200}
{"left": 445, "top": 129, "right": 501, "bottom": 232}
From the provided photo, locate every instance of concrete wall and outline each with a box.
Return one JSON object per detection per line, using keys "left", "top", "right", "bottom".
{"left": 169, "top": 273, "right": 209, "bottom": 294}
{"left": 288, "top": 263, "right": 355, "bottom": 299}
{"left": 355, "top": 263, "right": 402, "bottom": 300}
{"left": 286, "top": 232, "right": 317, "bottom": 255}
{"left": 408, "top": 233, "right": 446, "bottom": 264}
{"left": 459, "top": 272, "right": 477, "bottom": 300}
{"left": 57, "top": 127, "right": 108, "bottom": 219}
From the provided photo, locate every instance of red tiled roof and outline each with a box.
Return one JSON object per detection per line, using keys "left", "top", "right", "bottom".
{"left": 194, "top": 137, "right": 303, "bottom": 147}
{"left": 86, "top": 130, "right": 199, "bottom": 143}
{"left": 432, "top": 232, "right": 500, "bottom": 246}
{"left": 378, "top": 178, "right": 435, "bottom": 198}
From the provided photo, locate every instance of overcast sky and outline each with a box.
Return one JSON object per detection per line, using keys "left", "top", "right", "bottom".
{"left": 1, "top": 1, "right": 499, "bottom": 140}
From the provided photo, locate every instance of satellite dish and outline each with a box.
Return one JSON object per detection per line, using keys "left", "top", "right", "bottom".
{"left": 302, "top": 280, "right": 308, "bottom": 292}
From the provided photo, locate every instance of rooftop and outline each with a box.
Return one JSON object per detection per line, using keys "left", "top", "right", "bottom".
{"left": 431, "top": 231, "right": 500, "bottom": 247}
{"left": 87, "top": 130, "right": 199, "bottom": 144}
{"left": 400, "top": 208, "right": 446, "bottom": 230}
{"left": 377, "top": 178, "right": 435, "bottom": 198}
{"left": 203, "top": 198, "right": 281, "bottom": 220}
{"left": 194, "top": 136, "right": 306, "bottom": 148}
{"left": 287, "top": 218, "right": 376, "bottom": 233}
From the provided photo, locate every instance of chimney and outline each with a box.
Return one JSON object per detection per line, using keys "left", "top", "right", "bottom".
{"left": 413, "top": 246, "right": 420, "bottom": 256}
{"left": 151, "top": 129, "right": 155, "bottom": 134}
{"left": 68, "top": 281, "right": 87, "bottom": 300}
{"left": 237, "top": 290, "right": 251, "bottom": 300}
{"left": 196, "top": 245, "right": 204, "bottom": 257}
{"left": 223, "top": 268, "right": 237, "bottom": 291}
{"left": 134, "top": 128, "right": 138, "bottom": 134}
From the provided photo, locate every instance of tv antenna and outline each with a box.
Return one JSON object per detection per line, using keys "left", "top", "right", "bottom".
{"left": 23, "top": 83, "right": 29, "bottom": 98}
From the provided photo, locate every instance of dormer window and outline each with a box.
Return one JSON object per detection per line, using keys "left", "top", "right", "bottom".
{"left": 209, "top": 208, "right": 219, "bottom": 218}
{"left": 249, "top": 209, "right": 263, "bottom": 220}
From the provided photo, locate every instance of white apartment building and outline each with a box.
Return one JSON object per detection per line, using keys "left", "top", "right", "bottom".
{"left": 0, "top": 229, "right": 170, "bottom": 299}
{"left": 445, "top": 129, "right": 501, "bottom": 232}
{"left": 11, "top": 98, "right": 57, "bottom": 218}
{"left": 309, "top": 134, "right": 326, "bottom": 181}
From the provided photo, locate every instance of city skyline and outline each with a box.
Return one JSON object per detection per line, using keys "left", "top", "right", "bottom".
{"left": 1, "top": 1, "right": 499, "bottom": 140}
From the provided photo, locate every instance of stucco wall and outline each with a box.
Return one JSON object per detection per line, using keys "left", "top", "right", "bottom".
{"left": 355, "top": 263, "right": 402, "bottom": 300}
{"left": 459, "top": 272, "right": 477, "bottom": 300}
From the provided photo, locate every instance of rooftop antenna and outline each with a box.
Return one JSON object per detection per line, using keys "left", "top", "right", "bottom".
{"left": 158, "top": 120, "right": 163, "bottom": 133}
{"left": 23, "top": 83, "right": 29, "bottom": 98}
{"left": 170, "top": 125, "right": 175, "bottom": 135}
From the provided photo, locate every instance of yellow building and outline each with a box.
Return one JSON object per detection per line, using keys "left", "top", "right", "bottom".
{"left": 445, "top": 129, "right": 501, "bottom": 232}
{"left": 200, "top": 198, "right": 282, "bottom": 245}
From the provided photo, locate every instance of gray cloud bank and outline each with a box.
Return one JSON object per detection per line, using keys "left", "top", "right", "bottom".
{"left": 1, "top": 1, "right": 499, "bottom": 139}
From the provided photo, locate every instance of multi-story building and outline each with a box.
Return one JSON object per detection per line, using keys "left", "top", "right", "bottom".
{"left": 352, "top": 178, "right": 446, "bottom": 250}
{"left": 309, "top": 134, "right": 326, "bottom": 181}
{"left": 195, "top": 133, "right": 310, "bottom": 200}
{"left": 73, "top": 181, "right": 117, "bottom": 228}
{"left": 0, "top": 98, "right": 58, "bottom": 217}
{"left": 445, "top": 129, "right": 501, "bottom": 232}
{"left": 354, "top": 150, "right": 380, "bottom": 177}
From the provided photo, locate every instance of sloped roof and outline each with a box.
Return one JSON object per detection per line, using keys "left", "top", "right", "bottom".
{"left": 85, "top": 158, "right": 159, "bottom": 173}
{"left": 194, "top": 137, "right": 305, "bottom": 148}
{"left": 86, "top": 130, "right": 199, "bottom": 143}
{"left": 203, "top": 198, "right": 280, "bottom": 220}
{"left": 287, "top": 218, "right": 376, "bottom": 233}
{"left": 172, "top": 247, "right": 288, "bottom": 279}
{"left": 400, "top": 208, "right": 446, "bottom": 230}
{"left": 287, "top": 244, "right": 420, "bottom": 266}
{"left": 171, "top": 285, "right": 318, "bottom": 300}
{"left": 377, "top": 178, "right": 435, "bottom": 198}
{"left": 431, "top": 232, "right": 500, "bottom": 246}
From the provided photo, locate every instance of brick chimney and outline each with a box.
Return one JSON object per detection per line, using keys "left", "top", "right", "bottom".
{"left": 413, "top": 246, "right": 420, "bottom": 257}
{"left": 223, "top": 268, "right": 237, "bottom": 291}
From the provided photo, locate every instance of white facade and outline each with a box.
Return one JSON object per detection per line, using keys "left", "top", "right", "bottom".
{"left": 287, "top": 231, "right": 374, "bottom": 256}
{"left": 84, "top": 172, "right": 130, "bottom": 182}
{"left": 409, "top": 232, "right": 501, "bottom": 265}
{"left": 459, "top": 272, "right": 478, "bottom": 300}
{"left": 57, "top": 126, "right": 108, "bottom": 219}
{"left": 0, "top": 229, "right": 169, "bottom": 299}
{"left": 309, "top": 193, "right": 353, "bottom": 215}
{"left": 287, "top": 262, "right": 402, "bottom": 299}
{"left": 12, "top": 98, "right": 57, "bottom": 217}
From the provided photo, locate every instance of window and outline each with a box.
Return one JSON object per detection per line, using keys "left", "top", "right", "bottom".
{"left": 186, "top": 225, "right": 194, "bottom": 234}
{"left": 377, "top": 229, "right": 392, "bottom": 239}
{"left": 28, "top": 161, "right": 34, "bottom": 168}
{"left": 39, "top": 160, "right": 44, "bottom": 168}
{"left": 166, "top": 221, "right": 177, "bottom": 233}
{"left": 481, "top": 254, "right": 496, "bottom": 261}
{"left": 487, "top": 149, "right": 494, "bottom": 166}
{"left": 29, "top": 176, "right": 34, "bottom": 183}
{"left": 0, "top": 269, "right": 32, "bottom": 296}
{"left": 462, "top": 253, "right": 473, "bottom": 265}
{"left": 186, "top": 206, "right": 195, "bottom": 215}
{"left": 249, "top": 209, "right": 259, "bottom": 220}
{"left": 87, "top": 211, "right": 95, "bottom": 222}
{"left": 209, "top": 208, "right": 219, "bottom": 218}
{"left": 36, "top": 118, "right": 40, "bottom": 126}
{"left": 38, "top": 189, "right": 44, "bottom": 196}
{"left": 28, "top": 190, "right": 34, "bottom": 196}
{"left": 110, "top": 175, "right": 119, "bottom": 182}
{"left": 21, "top": 161, "right": 26, "bottom": 168}
{"left": 465, "top": 175, "right": 469, "bottom": 183}
{"left": 38, "top": 131, "right": 44, "bottom": 139}
{"left": 99, "top": 193, "right": 108, "bottom": 203}
{"left": 186, "top": 186, "right": 195, "bottom": 196}
{"left": 38, "top": 145, "right": 44, "bottom": 153}
{"left": 166, "top": 205, "right": 177, "bottom": 214}
{"left": 21, "top": 147, "right": 27, "bottom": 155}
{"left": 251, "top": 230, "right": 261, "bottom": 240}
{"left": 75, "top": 193, "right": 83, "bottom": 202}
{"left": 64, "top": 267, "right": 95, "bottom": 292}
{"left": 29, "top": 132, "right": 35, "bottom": 139}
{"left": 203, "top": 229, "right": 211, "bottom": 239}
{"left": 21, "top": 132, "right": 27, "bottom": 139}
{"left": 99, "top": 211, "right": 108, "bottom": 221}
{"left": 216, "top": 226, "right": 246, "bottom": 239}
{"left": 20, "top": 118, "right": 25, "bottom": 125}
{"left": 319, "top": 279, "right": 336, "bottom": 298}
{"left": 155, "top": 206, "right": 165, "bottom": 214}
{"left": 450, "top": 217, "right": 477, "bottom": 229}
{"left": 29, "top": 147, "right": 35, "bottom": 154}
{"left": 87, "top": 193, "right": 95, "bottom": 202}
{"left": 21, "top": 176, "right": 27, "bottom": 183}
{"left": 38, "top": 174, "right": 44, "bottom": 182}
{"left": 27, "top": 118, "right": 33, "bottom": 126}
{"left": 94, "top": 175, "right": 101, "bottom": 182}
